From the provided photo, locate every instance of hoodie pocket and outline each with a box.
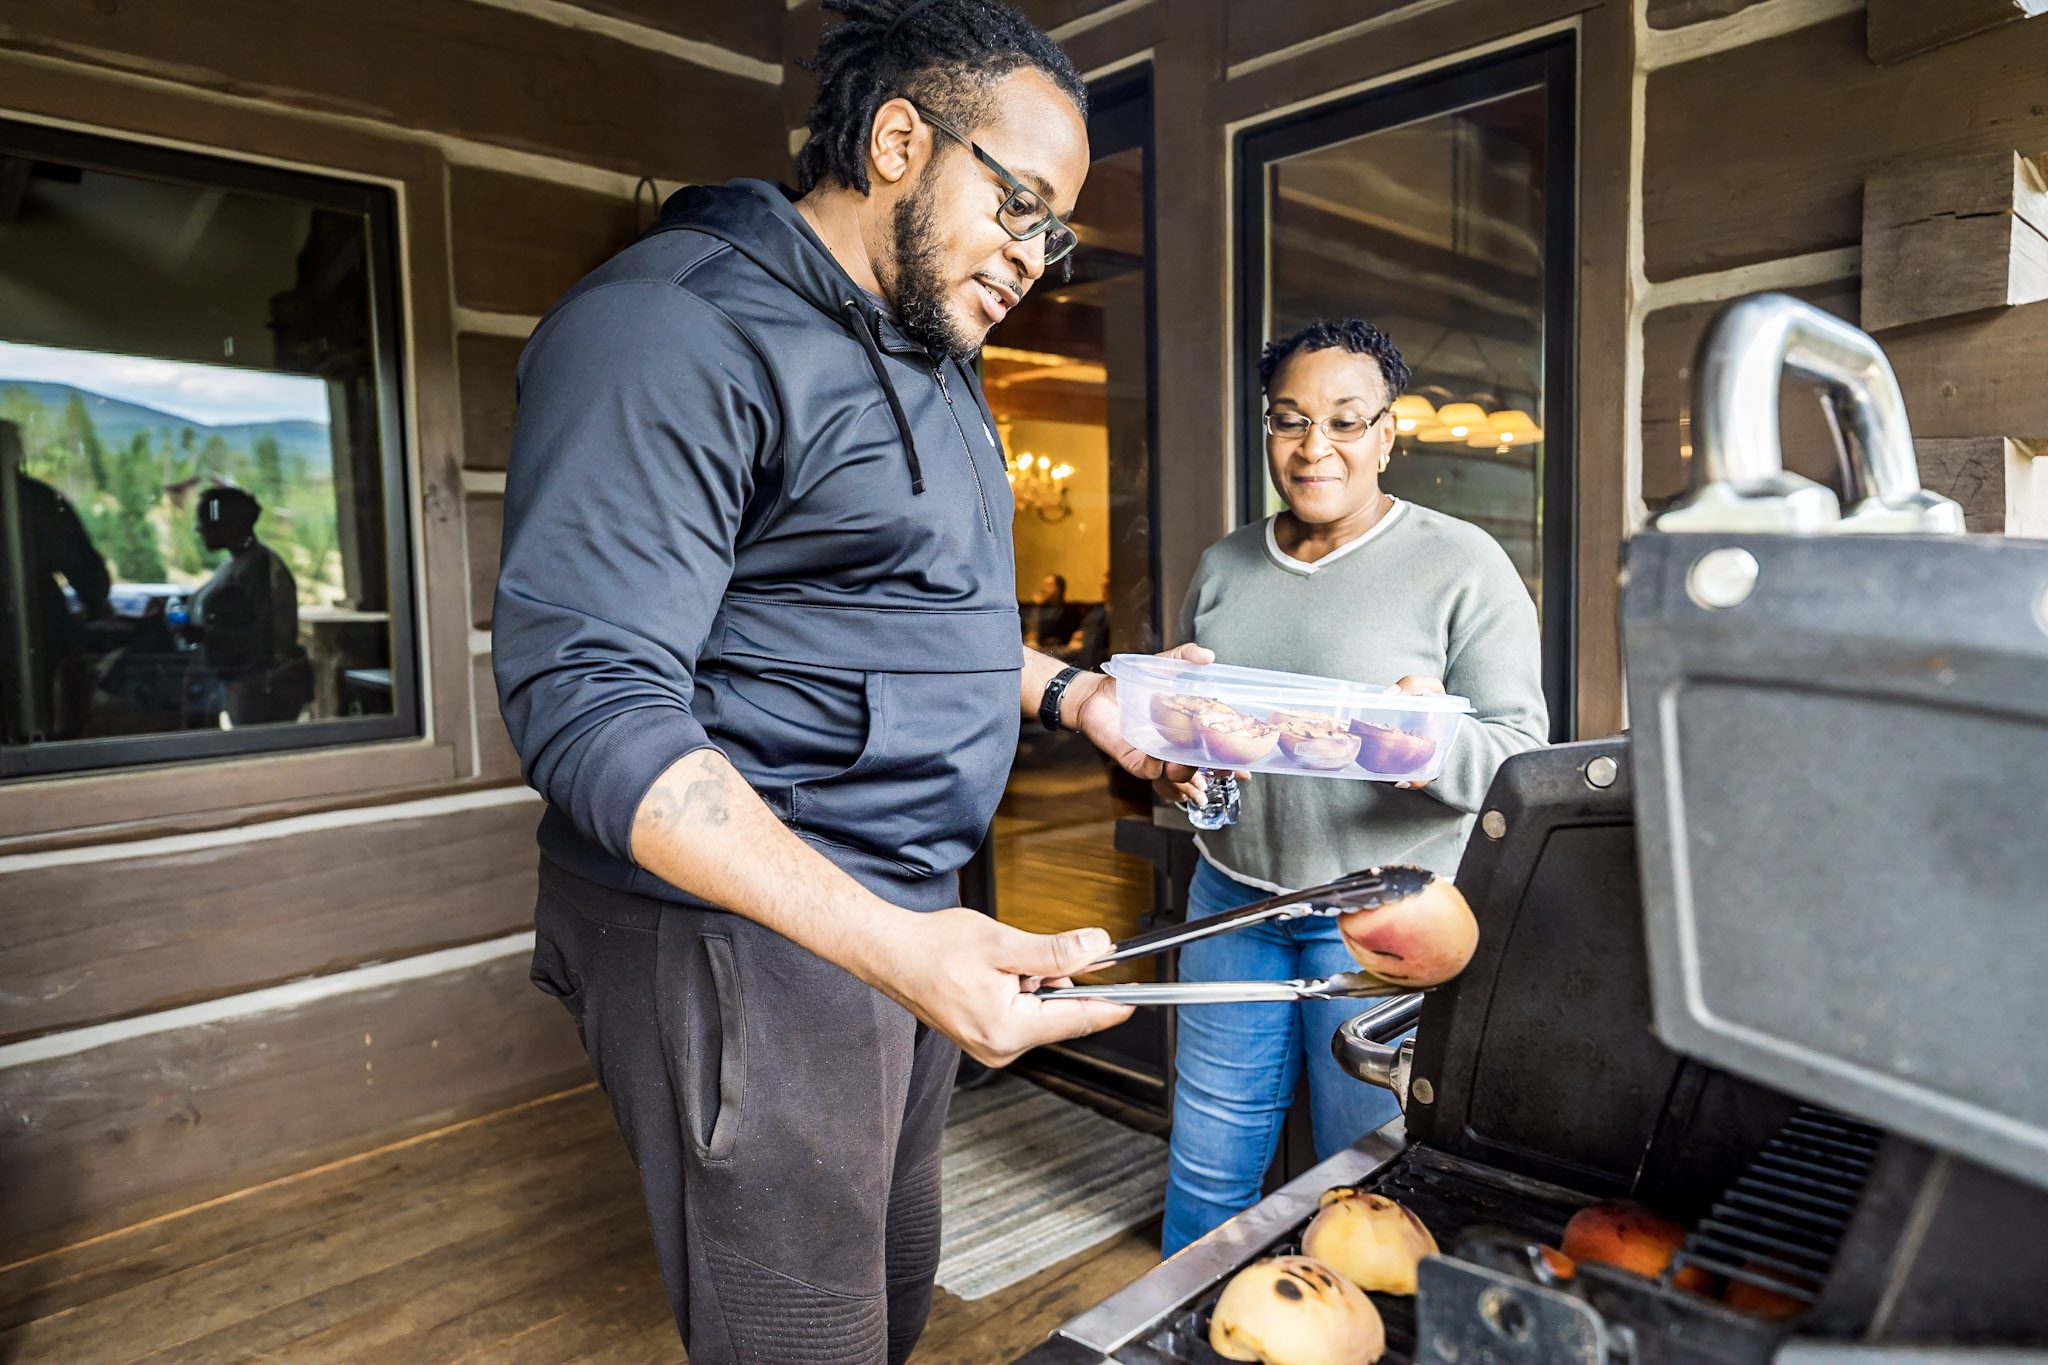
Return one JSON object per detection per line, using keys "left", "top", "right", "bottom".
{"left": 714, "top": 598, "right": 1021, "bottom": 875}
{"left": 790, "top": 666, "right": 1016, "bottom": 875}
{"left": 791, "top": 671, "right": 892, "bottom": 828}
{"left": 699, "top": 659, "right": 872, "bottom": 822}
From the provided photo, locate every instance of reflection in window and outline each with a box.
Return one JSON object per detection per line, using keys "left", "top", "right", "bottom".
{"left": 0, "top": 121, "right": 414, "bottom": 777}
{"left": 1265, "top": 90, "right": 1547, "bottom": 597}
{"left": 1241, "top": 41, "right": 1575, "bottom": 732}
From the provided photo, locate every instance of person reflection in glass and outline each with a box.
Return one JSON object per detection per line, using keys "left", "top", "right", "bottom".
{"left": 2, "top": 420, "right": 113, "bottom": 742}
{"left": 1055, "top": 569, "right": 1111, "bottom": 670}
{"left": 1022, "top": 572, "right": 1068, "bottom": 649}
{"left": 184, "top": 485, "right": 309, "bottom": 726}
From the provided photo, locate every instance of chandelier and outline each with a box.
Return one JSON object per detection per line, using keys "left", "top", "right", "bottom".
{"left": 1006, "top": 451, "right": 1074, "bottom": 522}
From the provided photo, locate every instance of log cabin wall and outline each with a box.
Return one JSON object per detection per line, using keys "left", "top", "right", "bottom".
{"left": 777, "top": 0, "right": 1639, "bottom": 736}
{"left": 1637, "top": 0, "right": 2048, "bottom": 533}
{"left": 7, "top": 0, "right": 2039, "bottom": 1262}
{"left": 0, "top": 0, "right": 783, "bottom": 1253}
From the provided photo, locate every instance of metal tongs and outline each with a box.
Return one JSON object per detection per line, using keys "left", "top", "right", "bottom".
{"left": 1034, "top": 865, "right": 1437, "bottom": 1005}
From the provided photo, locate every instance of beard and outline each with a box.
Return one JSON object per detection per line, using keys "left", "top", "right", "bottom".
{"left": 887, "top": 176, "right": 982, "bottom": 365}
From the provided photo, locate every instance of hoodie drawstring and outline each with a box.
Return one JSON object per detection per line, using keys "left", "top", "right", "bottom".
{"left": 843, "top": 299, "right": 927, "bottom": 496}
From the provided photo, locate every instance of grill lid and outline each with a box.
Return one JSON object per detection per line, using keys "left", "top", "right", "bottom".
{"left": 1625, "top": 293, "right": 2048, "bottom": 1192}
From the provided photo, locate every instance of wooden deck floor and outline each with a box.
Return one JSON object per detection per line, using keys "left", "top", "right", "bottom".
{"left": 0, "top": 1081, "right": 1161, "bottom": 1364}
{"left": 994, "top": 757, "right": 1158, "bottom": 985}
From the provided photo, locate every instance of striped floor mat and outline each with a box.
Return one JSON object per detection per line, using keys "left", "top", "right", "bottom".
{"left": 935, "top": 1075, "right": 1169, "bottom": 1301}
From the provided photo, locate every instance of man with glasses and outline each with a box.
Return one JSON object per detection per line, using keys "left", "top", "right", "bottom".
{"left": 493, "top": 3, "right": 1204, "bottom": 1361}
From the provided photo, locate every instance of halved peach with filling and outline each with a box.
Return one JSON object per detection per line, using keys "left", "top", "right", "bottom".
{"left": 1150, "top": 693, "right": 1230, "bottom": 747}
{"left": 1196, "top": 710, "right": 1280, "bottom": 765}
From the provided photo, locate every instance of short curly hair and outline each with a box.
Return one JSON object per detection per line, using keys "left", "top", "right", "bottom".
{"left": 796, "top": 0, "right": 1087, "bottom": 196}
{"left": 1258, "top": 318, "right": 1412, "bottom": 400}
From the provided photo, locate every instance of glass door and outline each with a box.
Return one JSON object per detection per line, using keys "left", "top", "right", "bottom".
{"left": 970, "top": 71, "right": 1167, "bottom": 1101}
{"left": 1235, "top": 39, "right": 1577, "bottom": 738}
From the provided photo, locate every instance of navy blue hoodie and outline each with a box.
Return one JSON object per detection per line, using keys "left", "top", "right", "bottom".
{"left": 494, "top": 180, "right": 1022, "bottom": 909}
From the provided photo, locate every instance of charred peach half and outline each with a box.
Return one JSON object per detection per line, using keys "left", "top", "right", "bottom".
{"left": 1350, "top": 720, "right": 1438, "bottom": 775}
{"left": 1151, "top": 692, "right": 1232, "bottom": 747}
{"left": 1197, "top": 710, "right": 1281, "bottom": 765}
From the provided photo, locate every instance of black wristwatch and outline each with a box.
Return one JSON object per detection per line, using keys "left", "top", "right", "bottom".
{"left": 1039, "top": 665, "right": 1083, "bottom": 732}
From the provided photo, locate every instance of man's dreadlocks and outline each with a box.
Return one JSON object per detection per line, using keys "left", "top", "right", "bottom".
{"left": 796, "top": 0, "right": 1087, "bottom": 196}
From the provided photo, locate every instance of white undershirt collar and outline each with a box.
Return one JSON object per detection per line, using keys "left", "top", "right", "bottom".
{"left": 1263, "top": 499, "right": 1407, "bottom": 576}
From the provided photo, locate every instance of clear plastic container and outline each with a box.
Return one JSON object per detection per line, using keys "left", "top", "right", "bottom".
{"left": 1103, "top": 654, "right": 1473, "bottom": 783}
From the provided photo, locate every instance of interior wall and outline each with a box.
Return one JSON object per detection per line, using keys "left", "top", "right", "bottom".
{"left": 0, "top": 2, "right": 781, "bottom": 1253}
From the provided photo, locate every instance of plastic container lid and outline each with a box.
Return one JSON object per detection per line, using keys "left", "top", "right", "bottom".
{"left": 1103, "top": 654, "right": 1474, "bottom": 715}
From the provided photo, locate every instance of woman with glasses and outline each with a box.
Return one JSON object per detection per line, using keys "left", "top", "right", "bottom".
{"left": 1157, "top": 318, "right": 1548, "bottom": 1256}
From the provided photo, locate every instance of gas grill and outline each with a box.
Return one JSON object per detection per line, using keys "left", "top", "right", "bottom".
{"left": 1009, "top": 294, "right": 2048, "bottom": 1364}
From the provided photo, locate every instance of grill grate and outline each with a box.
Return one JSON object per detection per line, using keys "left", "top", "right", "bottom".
{"left": 1107, "top": 1111, "right": 1884, "bottom": 1364}
{"left": 1116, "top": 1147, "right": 1584, "bottom": 1365}
{"left": 1672, "top": 1106, "right": 1883, "bottom": 1305}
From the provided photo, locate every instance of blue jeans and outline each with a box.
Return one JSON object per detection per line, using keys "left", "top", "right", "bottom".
{"left": 1162, "top": 859, "right": 1406, "bottom": 1256}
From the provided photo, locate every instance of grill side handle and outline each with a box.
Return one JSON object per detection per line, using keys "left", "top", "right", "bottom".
{"left": 1658, "top": 291, "right": 1963, "bottom": 535}
{"left": 1332, "top": 992, "right": 1425, "bottom": 1106}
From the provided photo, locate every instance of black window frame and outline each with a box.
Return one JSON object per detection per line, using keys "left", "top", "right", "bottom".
{"left": 0, "top": 117, "right": 420, "bottom": 779}
{"left": 961, "top": 65, "right": 1170, "bottom": 1106}
{"left": 1091, "top": 65, "right": 1165, "bottom": 653}
{"left": 1232, "top": 37, "right": 1579, "bottom": 741}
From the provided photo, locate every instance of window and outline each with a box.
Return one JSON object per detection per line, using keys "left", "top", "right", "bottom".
{"left": 0, "top": 119, "right": 416, "bottom": 778}
{"left": 1236, "top": 40, "right": 1577, "bottom": 737}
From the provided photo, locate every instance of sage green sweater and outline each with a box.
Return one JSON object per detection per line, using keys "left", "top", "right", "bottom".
{"left": 1179, "top": 501, "right": 1549, "bottom": 889}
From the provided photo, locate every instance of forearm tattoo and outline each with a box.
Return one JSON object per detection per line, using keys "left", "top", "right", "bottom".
{"left": 638, "top": 766, "right": 734, "bottom": 840}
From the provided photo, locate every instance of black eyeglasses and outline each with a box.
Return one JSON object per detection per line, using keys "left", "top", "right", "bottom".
{"left": 916, "top": 106, "right": 1079, "bottom": 266}
{"left": 1262, "top": 402, "right": 1394, "bottom": 443}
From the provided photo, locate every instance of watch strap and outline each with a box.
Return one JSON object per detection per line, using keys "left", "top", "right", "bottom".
{"left": 1039, "top": 666, "right": 1082, "bottom": 733}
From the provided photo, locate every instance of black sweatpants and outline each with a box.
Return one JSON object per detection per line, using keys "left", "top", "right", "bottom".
{"left": 530, "top": 858, "right": 960, "bottom": 1364}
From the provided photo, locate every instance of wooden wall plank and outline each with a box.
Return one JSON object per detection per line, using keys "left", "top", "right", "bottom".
{"left": 1016, "top": 0, "right": 1142, "bottom": 32}
{"left": 1862, "top": 150, "right": 2048, "bottom": 332}
{"left": 1643, "top": 12, "right": 2048, "bottom": 281}
{"left": 0, "top": 799, "right": 541, "bottom": 1042}
{"left": 0, "top": 0, "right": 784, "bottom": 182}
{"left": 458, "top": 334, "right": 524, "bottom": 473}
{"left": 468, "top": 494, "right": 505, "bottom": 631}
{"left": 1057, "top": 1, "right": 1169, "bottom": 80}
{"left": 1884, "top": 299, "right": 2048, "bottom": 441}
{"left": 0, "top": 954, "right": 582, "bottom": 1252}
{"left": 1868, "top": 0, "right": 2048, "bottom": 65}
{"left": 564, "top": 0, "right": 781, "bottom": 63}
{"left": 780, "top": 1, "right": 832, "bottom": 166}
{"left": 1214, "top": 0, "right": 1594, "bottom": 122}
{"left": 1223, "top": 0, "right": 1409, "bottom": 70}
{"left": 1646, "top": 0, "right": 1773, "bottom": 27}
{"left": 1916, "top": 437, "right": 2048, "bottom": 534}
{"left": 450, "top": 168, "right": 643, "bottom": 317}
{"left": 474, "top": 653, "right": 523, "bottom": 784}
